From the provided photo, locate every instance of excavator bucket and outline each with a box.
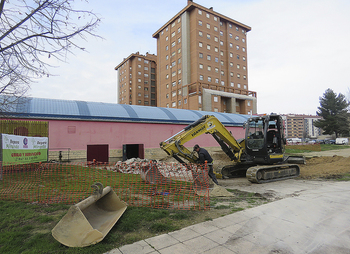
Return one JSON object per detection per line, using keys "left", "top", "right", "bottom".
{"left": 52, "top": 183, "right": 127, "bottom": 247}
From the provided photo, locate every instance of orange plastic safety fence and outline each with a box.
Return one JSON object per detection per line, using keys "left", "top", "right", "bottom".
{"left": 0, "top": 161, "right": 210, "bottom": 210}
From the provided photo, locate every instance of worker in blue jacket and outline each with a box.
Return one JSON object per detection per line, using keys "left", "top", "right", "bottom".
{"left": 193, "top": 144, "right": 219, "bottom": 185}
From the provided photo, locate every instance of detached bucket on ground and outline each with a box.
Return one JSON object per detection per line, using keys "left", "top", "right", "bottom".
{"left": 52, "top": 183, "right": 127, "bottom": 247}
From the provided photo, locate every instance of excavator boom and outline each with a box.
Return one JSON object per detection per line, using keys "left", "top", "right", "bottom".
{"left": 160, "top": 115, "right": 244, "bottom": 164}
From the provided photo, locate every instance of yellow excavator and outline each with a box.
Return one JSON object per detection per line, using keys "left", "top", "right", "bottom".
{"left": 160, "top": 114, "right": 304, "bottom": 183}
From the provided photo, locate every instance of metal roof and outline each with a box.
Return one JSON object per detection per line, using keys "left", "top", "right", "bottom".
{"left": 3, "top": 96, "right": 250, "bottom": 126}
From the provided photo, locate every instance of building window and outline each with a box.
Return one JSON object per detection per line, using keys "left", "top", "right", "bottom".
{"left": 172, "top": 41, "right": 176, "bottom": 47}
{"left": 208, "top": 66, "right": 211, "bottom": 71}
{"left": 237, "top": 64, "right": 240, "bottom": 69}
{"left": 198, "top": 20, "right": 202, "bottom": 26}
{"left": 230, "top": 72, "right": 234, "bottom": 77}
{"left": 229, "top": 33, "right": 232, "bottom": 38}
{"left": 215, "top": 78, "right": 219, "bottom": 83}
{"left": 206, "top": 23, "right": 210, "bottom": 29}
{"left": 172, "top": 102, "right": 176, "bottom": 107}
{"left": 248, "top": 101, "right": 251, "bottom": 106}
{"left": 172, "top": 31, "right": 175, "bottom": 37}
{"left": 208, "top": 76, "right": 212, "bottom": 82}
{"left": 198, "top": 9, "right": 202, "bottom": 15}
{"left": 199, "top": 63, "right": 203, "bottom": 69}
{"left": 199, "top": 52, "right": 203, "bottom": 58}
{"left": 214, "top": 16, "right": 218, "bottom": 21}
{"left": 184, "top": 98, "right": 187, "bottom": 104}
{"left": 215, "top": 57, "right": 218, "bottom": 62}
{"left": 236, "top": 45, "right": 239, "bottom": 50}
{"left": 199, "top": 31, "right": 203, "bottom": 36}
{"left": 230, "top": 43, "right": 233, "bottom": 48}
{"left": 214, "top": 26, "right": 218, "bottom": 31}
{"left": 206, "top": 13, "right": 210, "bottom": 18}
{"left": 214, "top": 96, "right": 218, "bottom": 102}
{"left": 221, "top": 81, "right": 225, "bottom": 86}
{"left": 172, "top": 91, "right": 176, "bottom": 97}
{"left": 178, "top": 100, "right": 181, "bottom": 106}
{"left": 242, "top": 47, "right": 246, "bottom": 52}
{"left": 237, "top": 74, "right": 241, "bottom": 78}
{"left": 242, "top": 38, "right": 246, "bottom": 43}
{"left": 207, "top": 55, "right": 211, "bottom": 61}
{"left": 207, "top": 34, "right": 211, "bottom": 39}
{"left": 207, "top": 44, "right": 211, "bottom": 50}
{"left": 214, "top": 36, "right": 218, "bottom": 42}
{"left": 220, "top": 31, "right": 223, "bottom": 36}
{"left": 230, "top": 82, "right": 234, "bottom": 87}
{"left": 199, "top": 75, "right": 204, "bottom": 80}
{"left": 199, "top": 42, "right": 203, "bottom": 47}
{"left": 221, "top": 70, "right": 224, "bottom": 76}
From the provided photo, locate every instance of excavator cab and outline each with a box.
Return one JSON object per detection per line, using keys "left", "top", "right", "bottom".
{"left": 245, "top": 114, "right": 285, "bottom": 165}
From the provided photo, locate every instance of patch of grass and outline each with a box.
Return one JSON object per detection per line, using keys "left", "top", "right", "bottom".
{"left": 0, "top": 186, "right": 267, "bottom": 254}
{"left": 285, "top": 144, "right": 350, "bottom": 154}
{"left": 336, "top": 173, "right": 350, "bottom": 181}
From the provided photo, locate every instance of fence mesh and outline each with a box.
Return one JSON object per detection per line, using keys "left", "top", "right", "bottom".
{"left": 0, "top": 161, "right": 210, "bottom": 210}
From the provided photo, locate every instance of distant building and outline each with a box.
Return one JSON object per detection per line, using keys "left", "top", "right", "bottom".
{"left": 152, "top": 0, "right": 257, "bottom": 114}
{"left": 284, "top": 114, "right": 322, "bottom": 139}
{"left": 115, "top": 52, "right": 157, "bottom": 107}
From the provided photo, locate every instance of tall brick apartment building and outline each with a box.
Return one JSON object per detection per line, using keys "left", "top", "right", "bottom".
{"left": 115, "top": 52, "right": 157, "bottom": 106}
{"left": 152, "top": 0, "right": 257, "bottom": 114}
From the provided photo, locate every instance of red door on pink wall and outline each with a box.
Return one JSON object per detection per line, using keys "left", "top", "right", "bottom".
{"left": 87, "top": 144, "right": 109, "bottom": 162}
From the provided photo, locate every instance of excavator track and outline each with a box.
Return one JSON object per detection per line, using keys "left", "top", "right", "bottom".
{"left": 246, "top": 164, "right": 300, "bottom": 184}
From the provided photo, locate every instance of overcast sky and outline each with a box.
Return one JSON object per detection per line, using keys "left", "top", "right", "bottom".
{"left": 30, "top": 0, "right": 350, "bottom": 115}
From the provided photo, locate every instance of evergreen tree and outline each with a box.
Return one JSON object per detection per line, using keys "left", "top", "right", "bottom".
{"left": 314, "top": 89, "right": 350, "bottom": 138}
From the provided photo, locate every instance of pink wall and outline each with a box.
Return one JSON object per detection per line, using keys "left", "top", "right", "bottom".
{"left": 47, "top": 120, "right": 245, "bottom": 151}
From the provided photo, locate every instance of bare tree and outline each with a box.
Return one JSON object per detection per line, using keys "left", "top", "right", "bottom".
{"left": 0, "top": 0, "right": 101, "bottom": 104}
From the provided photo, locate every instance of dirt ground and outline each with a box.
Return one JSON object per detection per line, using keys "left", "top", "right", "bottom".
{"left": 209, "top": 148, "right": 350, "bottom": 180}
{"left": 160, "top": 148, "right": 350, "bottom": 224}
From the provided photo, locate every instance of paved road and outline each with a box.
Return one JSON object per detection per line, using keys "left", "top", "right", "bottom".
{"left": 106, "top": 179, "right": 350, "bottom": 254}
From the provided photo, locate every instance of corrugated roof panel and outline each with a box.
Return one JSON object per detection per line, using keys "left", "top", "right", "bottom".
{"left": 87, "top": 102, "right": 130, "bottom": 118}
{"left": 2, "top": 96, "right": 251, "bottom": 125}
{"left": 30, "top": 98, "right": 80, "bottom": 115}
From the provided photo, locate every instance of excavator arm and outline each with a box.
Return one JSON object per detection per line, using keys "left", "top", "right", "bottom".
{"left": 160, "top": 115, "right": 245, "bottom": 164}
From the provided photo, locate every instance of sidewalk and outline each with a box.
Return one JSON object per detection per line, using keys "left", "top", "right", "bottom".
{"left": 106, "top": 180, "right": 350, "bottom": 254}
